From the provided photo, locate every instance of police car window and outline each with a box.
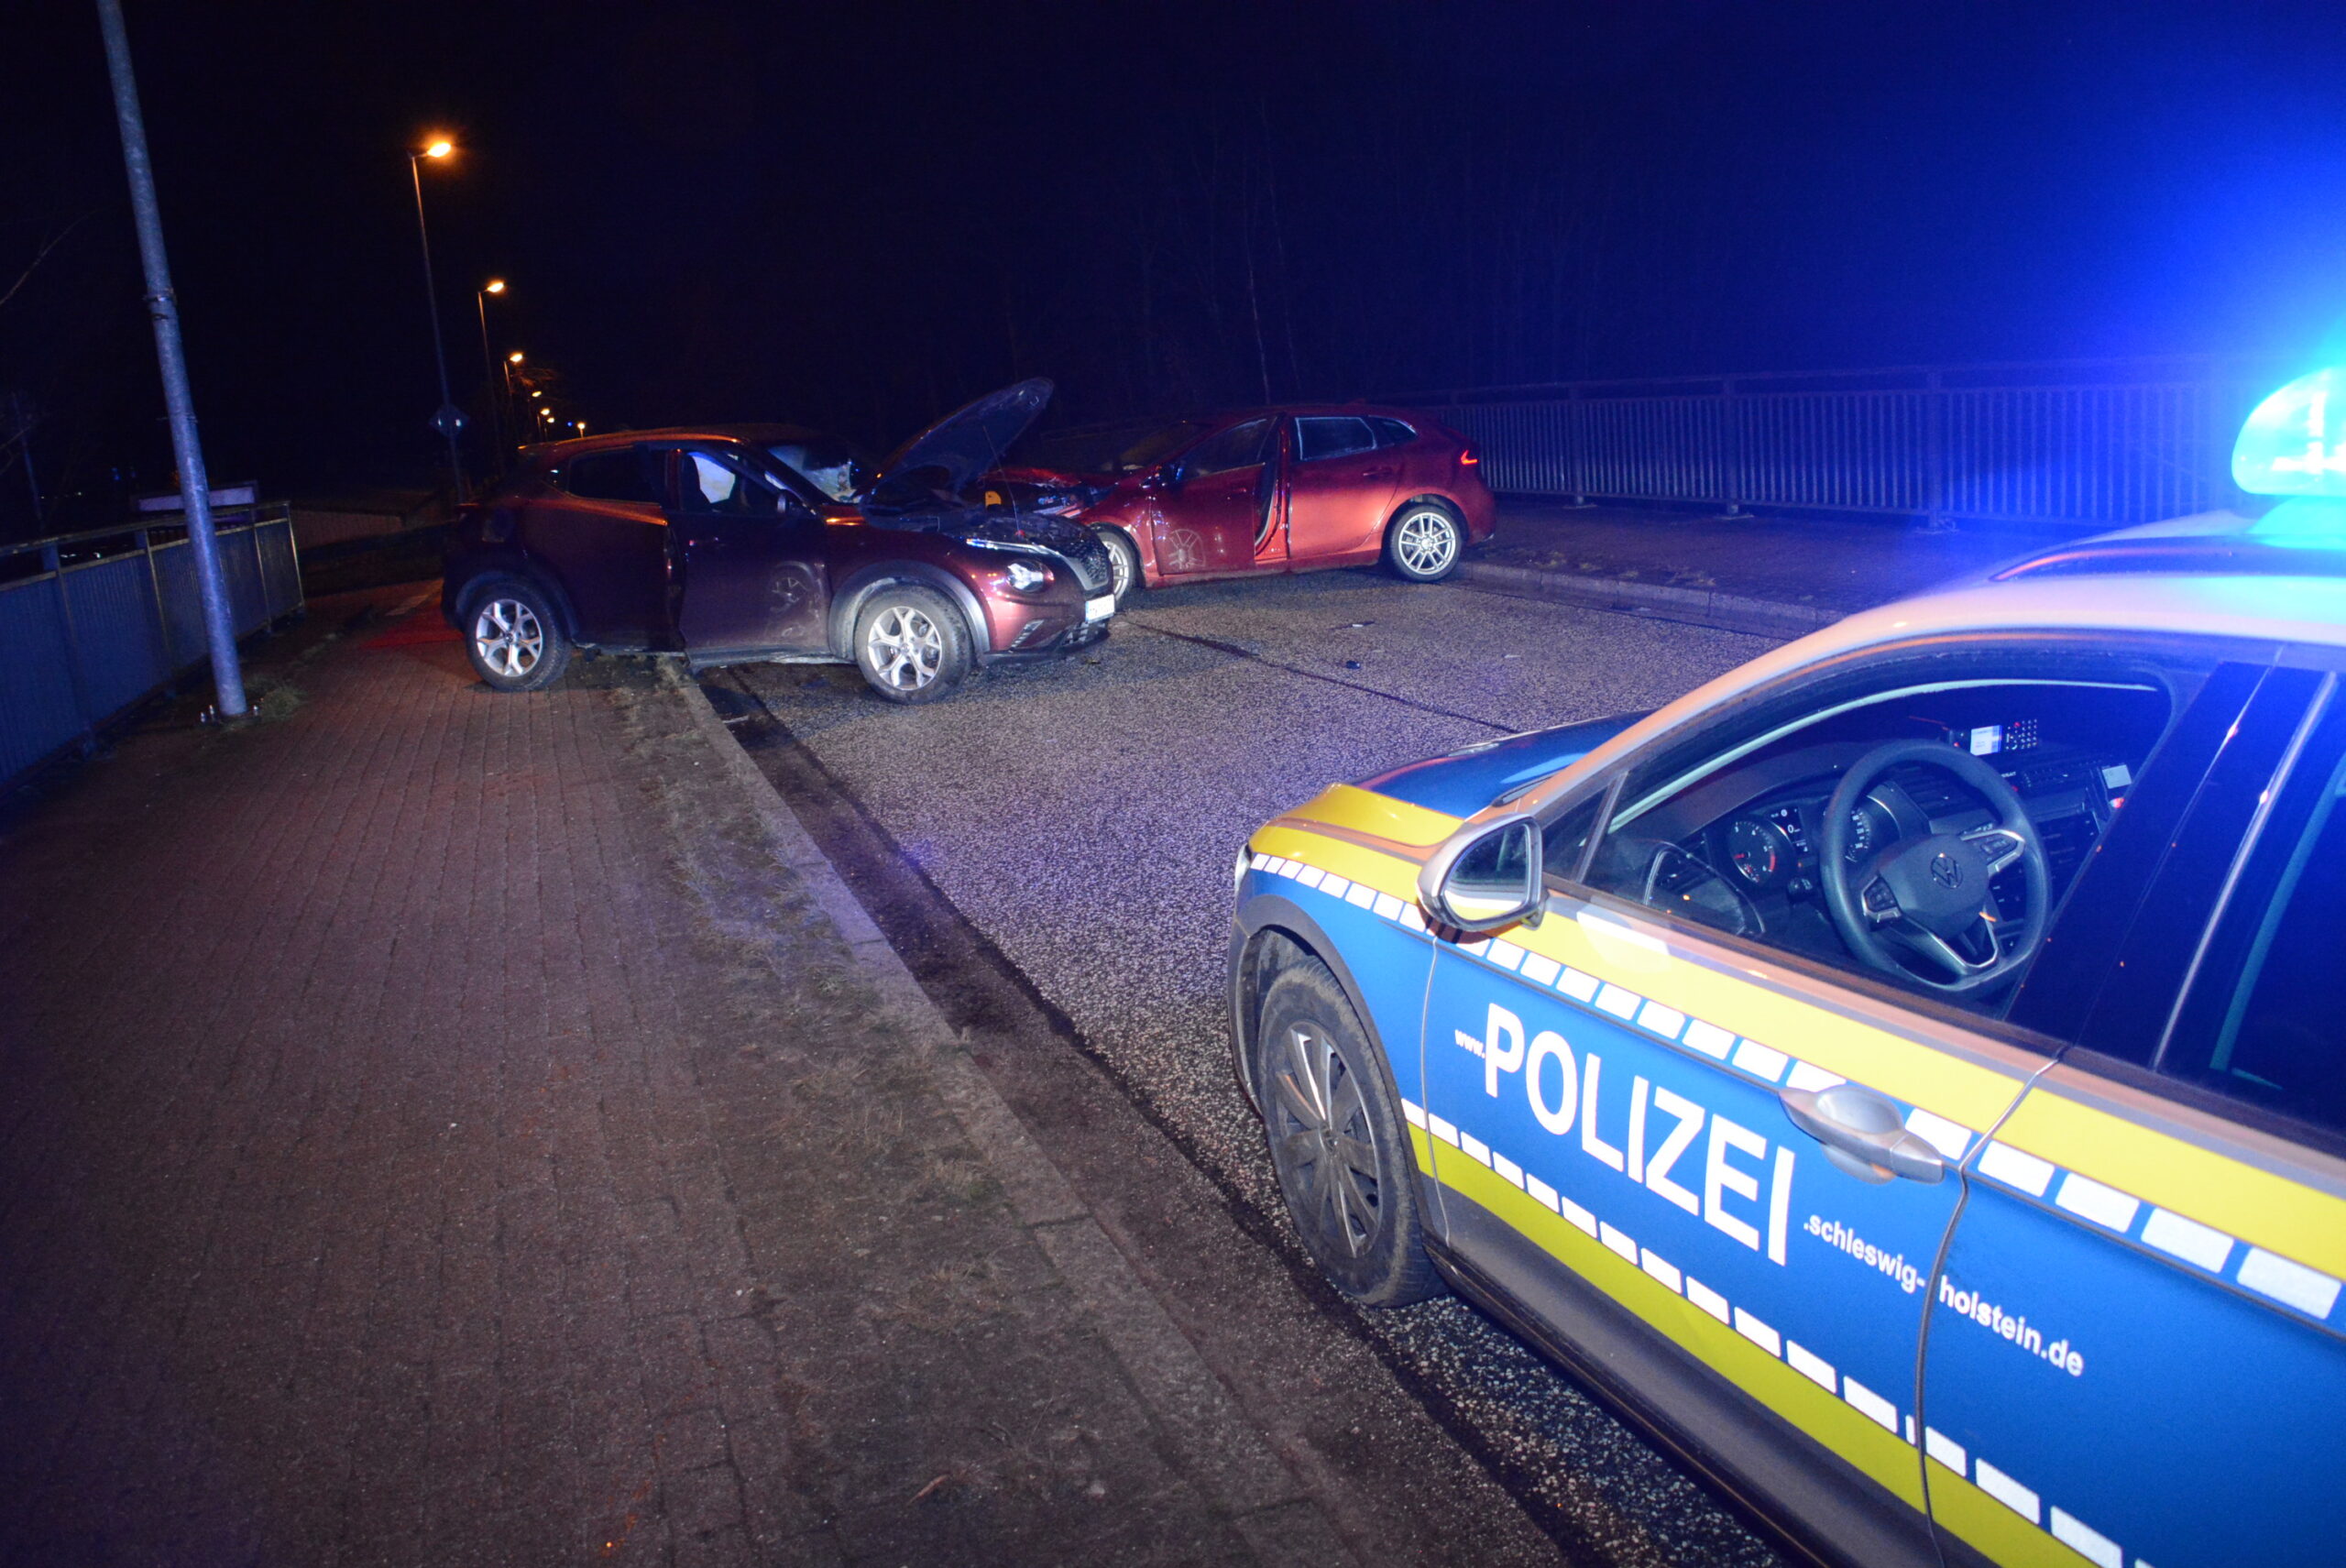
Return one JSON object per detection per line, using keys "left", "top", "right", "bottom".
{"left": 2155, "top": 685, "right": 2346, "bottom": 1138}
{"left": 561, "top": 448, "right": 660, "bottom": 504}
{"left": 1180, "top": 419, "right": 1271, "bottom": 478}
{"left": 2062, "top": 664, "right": 2322, "bottom": 1058}
{"left": 1540, "top": 795, "right": 1606, "bottom": 884}
{"left": 1295, "top": 417, "right": 1376, "bottom": 463}
{"left": 1574, "top": 674, "right": 2171, "bottom": 1013}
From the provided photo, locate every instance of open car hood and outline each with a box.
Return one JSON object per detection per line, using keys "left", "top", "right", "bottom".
{"left": 867, "top": 378, "right": 1054, "bottom": 505}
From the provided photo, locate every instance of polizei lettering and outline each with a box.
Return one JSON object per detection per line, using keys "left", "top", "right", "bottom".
{"left": 1457, "top": 1003, "right": 1792, "bottom": 1264}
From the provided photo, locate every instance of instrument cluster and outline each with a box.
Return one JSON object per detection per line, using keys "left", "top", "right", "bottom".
{"left": 1721, "top": 797, "right": 1894, "bottom": 896}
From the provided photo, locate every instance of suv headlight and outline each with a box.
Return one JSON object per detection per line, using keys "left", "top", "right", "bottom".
{"left": 1005, "top": 561, "right": 1051, "bottom": 592}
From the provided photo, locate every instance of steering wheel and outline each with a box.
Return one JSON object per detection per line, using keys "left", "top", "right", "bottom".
{"left": 1819, "top": 740, "right": 2052, "bottom": 996}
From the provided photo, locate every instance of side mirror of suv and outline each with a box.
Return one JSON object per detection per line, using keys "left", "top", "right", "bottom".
{"left": 1418, "top": 817, "right": 1543, "bottom": 932}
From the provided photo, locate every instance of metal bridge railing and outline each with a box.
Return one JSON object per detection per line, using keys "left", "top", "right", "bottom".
{"left": 0, "top": 504, "right": 303, "bottom": 784}
{"left": 1394, "top": 360, "right": 2277, "bottom": 531}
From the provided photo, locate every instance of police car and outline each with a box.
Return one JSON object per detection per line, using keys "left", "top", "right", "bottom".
{"left": 1227, "top": 369, "right": 2346, "bottom": 1568}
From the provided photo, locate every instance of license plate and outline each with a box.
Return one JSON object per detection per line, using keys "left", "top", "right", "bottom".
{"left": 1084, "top": 595, "right": 1115, "bottom": 622}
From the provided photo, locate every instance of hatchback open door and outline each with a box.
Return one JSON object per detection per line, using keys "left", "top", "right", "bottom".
{"left": 1152, "top": 417, "right": 1286, "bottom": 578}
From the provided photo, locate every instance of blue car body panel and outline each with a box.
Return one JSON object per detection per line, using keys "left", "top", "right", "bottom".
{"left": 1355, "top": 714, "right": 1643, "bottom": 817}
{"left": 1237, "top": 615, "right": 2346, "bottom": 1568}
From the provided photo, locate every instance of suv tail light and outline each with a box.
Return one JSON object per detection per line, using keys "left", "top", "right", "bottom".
{"left": 1459, "top": 448, "right": 1480, "bottom": 466}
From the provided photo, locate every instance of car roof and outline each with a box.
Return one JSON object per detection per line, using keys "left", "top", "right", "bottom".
{"left": 1749, "top": 510, "right": 2346, "bottom": 693}
{"left": 518, "top": 429, "right": 762, "bottom": 464}
{"left": 1213, "top": 403, "right": 1442, "bottom": 422}
{"left": 1480, "top": 524, "right": 2346, "bottom": 829}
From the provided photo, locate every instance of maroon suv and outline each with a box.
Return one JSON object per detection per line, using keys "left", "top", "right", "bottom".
{"left": 442, "top": 380, "right": 1116, "bottom": 703}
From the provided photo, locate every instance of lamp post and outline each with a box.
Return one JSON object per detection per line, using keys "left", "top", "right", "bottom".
{"left": 503, "top": 350, "right": 523, "bottom": 454}
{"left": 408, "top": 137, "right": 466, "bottom": 502}
{"left": 474, "top": 278, "right": 507, "bottom": 457}
{"left": 93, "top": 0, "right": 247, "bottom": 717}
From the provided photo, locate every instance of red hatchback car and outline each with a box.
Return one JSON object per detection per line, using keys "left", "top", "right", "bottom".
{"left": 999, "top": 405, "right": 1496, "bottom": 604}
{"left": 441, "top": 380, "right": 1117, "bottom": 703}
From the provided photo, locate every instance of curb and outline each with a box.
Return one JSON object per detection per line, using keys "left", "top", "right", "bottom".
{"left": 661, "top": 664, "right": 1358, "bottom": 1568}
{"left": 1456, "top": 559, "right": 1844, "bottom": 639}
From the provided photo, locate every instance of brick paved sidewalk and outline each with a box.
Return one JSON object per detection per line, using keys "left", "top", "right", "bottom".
{"left": 0, "top": 590, "right": 1345, "bottom": 1567}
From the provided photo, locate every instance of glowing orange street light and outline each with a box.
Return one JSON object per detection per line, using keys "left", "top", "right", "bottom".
{"left": 476, "top": 280, "right": 510, "bottom": 453}
{"left": 508, "top": 350, "right": 523, "bottom": 363}
{"left": 408, "top": 136, "right": 466, "bottom": 497}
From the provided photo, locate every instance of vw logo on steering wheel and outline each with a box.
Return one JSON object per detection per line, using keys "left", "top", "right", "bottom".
{"left": 1930, "top": 852, "right": 1963, "bottom": 890}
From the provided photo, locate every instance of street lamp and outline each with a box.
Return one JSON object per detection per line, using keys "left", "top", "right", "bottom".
{"left": 474, "top": 277, "right": 507, "bottom": 457}
{"left": 408, "top": 136, "right": 466, "bottom": 502}
{"left": 501, "top": 348, "right": 523, "bottom": 453}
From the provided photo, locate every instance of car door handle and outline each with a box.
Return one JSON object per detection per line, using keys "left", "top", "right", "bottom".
{"left": 1779, "top": 1084, "right": 1946, "bottom": 1185}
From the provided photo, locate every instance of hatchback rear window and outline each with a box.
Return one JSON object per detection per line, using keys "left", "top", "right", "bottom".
{"left": 560, "top": 449, "right": 660, "bottom": 504}
{"left": 1369, "top": 417, "right": 1419, "bottom": 448}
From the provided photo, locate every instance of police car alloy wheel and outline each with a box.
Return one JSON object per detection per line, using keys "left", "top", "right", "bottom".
{"left": 1255, "top": 957, "right": 1445, "bottom": 1306}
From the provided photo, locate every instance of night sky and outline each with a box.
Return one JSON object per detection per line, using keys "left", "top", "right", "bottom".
{"left": 5, "top": 0, "right": 2346, "bottom": 536}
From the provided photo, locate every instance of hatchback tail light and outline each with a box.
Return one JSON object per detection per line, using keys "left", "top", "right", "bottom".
{"left": 1460, "top": 448, "right": 1480, "bottom": 466}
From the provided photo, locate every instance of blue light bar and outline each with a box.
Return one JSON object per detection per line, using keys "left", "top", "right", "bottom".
{"left": 2246, "top": 494, "right": 2346, "bottom": 545}
{"left": 2234, "top": 367, "right": 2346, "bottom": 498}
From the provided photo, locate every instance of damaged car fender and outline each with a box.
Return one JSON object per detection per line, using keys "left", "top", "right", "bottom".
{"left": 826, "top": 561, "right": 992, "bottom": 663}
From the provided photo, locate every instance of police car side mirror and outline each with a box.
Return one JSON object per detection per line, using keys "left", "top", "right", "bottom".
{"left": 1420, "top": 817, "right": 1543, "bottom": 933}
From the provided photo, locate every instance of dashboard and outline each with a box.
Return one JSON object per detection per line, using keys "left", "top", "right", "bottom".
{"left": 1615, "top": 707, "right": 2141, "bottom": 970}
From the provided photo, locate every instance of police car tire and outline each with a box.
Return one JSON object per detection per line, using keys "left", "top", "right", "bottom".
{"left": 1255, "top": 957, "right": 1446, "bottom": 1307}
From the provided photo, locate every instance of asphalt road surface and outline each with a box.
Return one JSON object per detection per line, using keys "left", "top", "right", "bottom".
{"left": 710, "top": 569, "right": 1789, "bottom": 1565}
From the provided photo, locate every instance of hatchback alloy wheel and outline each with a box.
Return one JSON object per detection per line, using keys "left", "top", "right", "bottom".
{"left": 1388, "top": 506, "right": 1463, "bottom": 581}
{"left": 1097, "top": 527, "right": 1143, "bottom": 607}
